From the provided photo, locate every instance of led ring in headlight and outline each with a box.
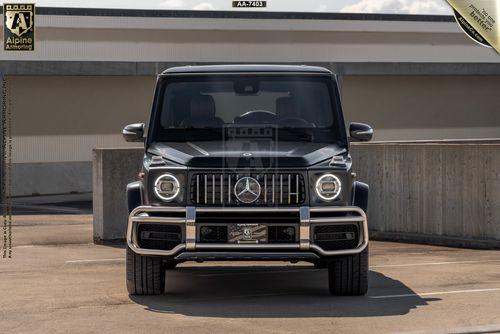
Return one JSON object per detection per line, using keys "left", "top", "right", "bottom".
{"left": 154, "top": 173, "right": 180, "bottom": 201}
{"left": 315, "top": 174, "right": 342, "bottom": 201}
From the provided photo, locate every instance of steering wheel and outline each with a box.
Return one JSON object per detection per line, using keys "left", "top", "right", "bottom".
{"left": 234, "top": 110, "right": 277, "bottom": 124}
{"left": 278, "top": 117, "right": 314, "bottom": 127}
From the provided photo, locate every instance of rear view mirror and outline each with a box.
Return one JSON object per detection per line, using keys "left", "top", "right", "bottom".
{"left": 349, "top": 122, "right": 373, "bottom": 142}
{"left": 122, "top": 123, "right": 145, "bottom": 142}
{"left": 234, "top": 79, "right": 260, "bottom": 95}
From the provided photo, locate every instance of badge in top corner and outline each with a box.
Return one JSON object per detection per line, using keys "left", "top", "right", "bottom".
{"left": 3, "top": 3, "right": 35, "bottom": 51}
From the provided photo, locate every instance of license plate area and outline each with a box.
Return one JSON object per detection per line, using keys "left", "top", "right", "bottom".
{"left": 228, "top": 224, "right": 267, "bottom": 244}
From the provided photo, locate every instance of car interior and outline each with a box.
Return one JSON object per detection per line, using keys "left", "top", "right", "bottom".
{"left": 161, "top": 79, "right": 334, "bottom": 129}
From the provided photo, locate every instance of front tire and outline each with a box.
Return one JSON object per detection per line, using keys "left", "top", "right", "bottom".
{"left": 327, "top": 247, "right": 368, "bottom": 296}
{"left": 126, "top": 246, "right": 166, "bottom": 295}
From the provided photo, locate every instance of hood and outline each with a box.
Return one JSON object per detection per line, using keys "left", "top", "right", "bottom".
{"left": 147, "top": 140, "right": 346, "bottom": 168}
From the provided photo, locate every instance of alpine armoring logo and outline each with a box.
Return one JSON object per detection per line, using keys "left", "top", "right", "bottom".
{"left": 3, "top": 3, "right": 35, "bottom": 51}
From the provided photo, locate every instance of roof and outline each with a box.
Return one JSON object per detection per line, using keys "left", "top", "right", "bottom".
{"left": 162, "top": 65, "right": 333, "bottom": 75}
{"left": 0, "top": 7, "right": 455, "bottom": 23}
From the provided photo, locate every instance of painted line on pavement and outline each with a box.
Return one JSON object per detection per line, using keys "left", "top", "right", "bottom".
{"left": 371, "top": 259, "right": 500, "bottom": 268}
{"left": 391, "top": 323, "right": 500, "bottom": 334}
{"left": 370, "top": 288, "right": 500, "bottom": 299}
{"left": 66, "top": 258, "right": 124, "bottom": 264}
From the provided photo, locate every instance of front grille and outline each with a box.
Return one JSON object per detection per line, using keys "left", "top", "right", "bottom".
{"left": 190, "top": 173, "right": 306, "bottom": 206}
{"left": 137, "top": 224, "right": 182, "bottom": 251}
{"left": 313, "top": 224, "right": 359, "bottom": 251}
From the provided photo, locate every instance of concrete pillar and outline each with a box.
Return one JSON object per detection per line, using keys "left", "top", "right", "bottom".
{"left": 92, "top": 148, "right": 143, "bottom": 243}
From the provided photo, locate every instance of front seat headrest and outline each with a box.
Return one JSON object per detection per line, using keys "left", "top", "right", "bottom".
{"left": 276, "top": 97, "right": 300, "bottom": 119}
{"left": 190, "top": 95, "right": 216, "bottom": 120}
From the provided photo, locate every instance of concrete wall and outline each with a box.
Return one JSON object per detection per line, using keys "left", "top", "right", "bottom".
{"left": 8, "top": 75, "right": 155, "bottom": 196}
{"left": 12, "top": 161, "right": 91, "bottom": 197}
{"left": 92, "top": 148, "right": 143, "bottom": 242}
{"left": 93, "top": 144, "right": 500, "bottom": 248}
{"left": 350, "top": 142, "right": 500, "bottom": 248}
{"left": 2, "top": 12, "right": 498, "bottom": 63}
{"left": 342, "top": 75, "right": 500, "bottom": 141}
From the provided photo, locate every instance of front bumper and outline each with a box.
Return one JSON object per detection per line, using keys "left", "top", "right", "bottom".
{"left": 127, "top": 206, "right": 368, "bottom": 259}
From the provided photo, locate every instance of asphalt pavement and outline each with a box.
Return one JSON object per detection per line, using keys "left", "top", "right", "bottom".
{"left": 1, "top": 213, "right": 500, "bottom": 334}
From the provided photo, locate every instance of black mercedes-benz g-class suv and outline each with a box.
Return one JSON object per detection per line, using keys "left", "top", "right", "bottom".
{"left": 123, "top": 65, "right": 373, "bottom": 296}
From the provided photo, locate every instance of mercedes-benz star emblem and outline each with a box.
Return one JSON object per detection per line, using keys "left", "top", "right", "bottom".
{"left": 234, "top": 177, "right": 261, "bottom": 203}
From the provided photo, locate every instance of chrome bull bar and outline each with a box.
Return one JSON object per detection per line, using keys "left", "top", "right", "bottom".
{"left": 127, "top": 206, "right": 368, "bottom": 257}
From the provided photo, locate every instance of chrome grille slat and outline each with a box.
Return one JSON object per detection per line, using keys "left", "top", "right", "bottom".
{"left": 296, "top": 174, "right": 299, "bottom": 204}
{"left": 228, "top": 174, "right": 231, "bottom": 204}
{"left": 191, "top": 172, "right": 304, "bottom": 206}
{"left": 220, "top": 174, "right": 223, "bottom": 204}
{"left": 272, "top": 174, "right": 275, "bottom": 204}
{"left": 212, "top": 174, "right": 215, "bottom": 204}
{"left": 196, "top": 175, "right": 200, "bottom": 204}
{"left": 204, "top": 174, "right": 207, "bottom": 205}
{"left": 264, "top": 175, "right": 267, "bottom": 204}
{"left": 286, "top": 174, "right": 299, "bottom": 204}
{"left": 280, "top": 174, "right": 283, "bottom": 204}
{"left": 288, "top": 174, "right": 291, "bottom": 203}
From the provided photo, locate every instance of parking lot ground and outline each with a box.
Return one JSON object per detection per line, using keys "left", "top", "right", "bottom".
{"left": 1, "top": 214, "right": 500, "bottom": 334}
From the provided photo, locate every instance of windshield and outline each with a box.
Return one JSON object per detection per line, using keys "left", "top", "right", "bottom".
{"left": 150, "top": 75, "right": 346, "bottom": 145}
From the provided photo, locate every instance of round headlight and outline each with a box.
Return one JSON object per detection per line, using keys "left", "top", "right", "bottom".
{"left": 315, "top": 174, "right": 342, "bottom": 201}
{"left": 153, "top": 174, "right": 180, "bottom": 201}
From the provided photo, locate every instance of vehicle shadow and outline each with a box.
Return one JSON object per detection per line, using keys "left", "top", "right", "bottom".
{"left": 130, "top": 266, "right": 434, "bottom": 318}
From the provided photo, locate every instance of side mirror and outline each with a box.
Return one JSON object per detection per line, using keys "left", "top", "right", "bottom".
{"left": 349, "top": 122, "right": 373, "bottom": 142}
{"left": 122, "top": 123, "right": 145, "bottom": 142}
